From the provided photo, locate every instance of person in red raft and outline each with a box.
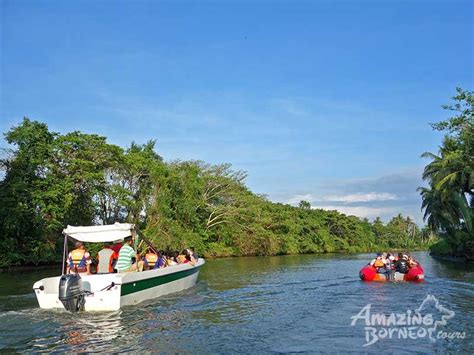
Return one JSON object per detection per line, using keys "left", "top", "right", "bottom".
{"left": 359, "top": 252, "right": 424, "bottom": 282}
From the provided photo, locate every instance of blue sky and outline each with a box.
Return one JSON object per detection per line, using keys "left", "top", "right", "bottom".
{"left": 1, "top": 0, "right": 473, "bottom": 223}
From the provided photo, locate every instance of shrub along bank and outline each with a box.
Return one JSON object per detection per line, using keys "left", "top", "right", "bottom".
{"left": 0, "top": 119, "right": 432, "bottom": 267}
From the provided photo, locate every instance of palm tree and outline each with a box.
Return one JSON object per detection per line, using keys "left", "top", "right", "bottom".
{"left": 418, "top": 186, "right": 458, "bottom": 232}
{"left": 419, "top": 88, "right": 473, "bottom": 255}
{"left": 420, "top": 146, "right": 472, "bottom": 234}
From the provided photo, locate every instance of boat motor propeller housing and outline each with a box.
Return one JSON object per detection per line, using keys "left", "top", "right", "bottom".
{"left": 58, "top": 274, "right": 85, "bottom": 312}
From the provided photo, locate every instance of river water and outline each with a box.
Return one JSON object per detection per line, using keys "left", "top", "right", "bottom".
{"left": 0, "top": 252, "right": 472, "bottom": 353}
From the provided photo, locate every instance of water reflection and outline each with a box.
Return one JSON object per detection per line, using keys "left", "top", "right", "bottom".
{"left": 0, "top": 252, "right": 473, "bottom": 353}
{"left": 0, "top": 267, "right": 61, "bottom": 297}
{"left": 18, "top": 310, "right": 125, "bottom": 352}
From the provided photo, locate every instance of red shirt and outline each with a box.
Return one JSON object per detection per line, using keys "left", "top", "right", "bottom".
{"left": 112, "top": 243, "right": 122, "bottom": 254}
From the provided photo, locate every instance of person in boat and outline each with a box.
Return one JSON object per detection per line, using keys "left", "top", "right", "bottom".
{"left": 67, "top": 241, "right": 92, "bottom": 275}
{"left": 394, "top": 253, "right": 410, "bottom": 274}
{"left": 180, "top": 249, "right": 196, "bottom": 266}
{"left": 369, "top": 253, "right": 388, "bottom": 271}
{"left": 116, "top": 236, "right": 144, "bottom": 273}
{"left": 407, "top": 254, "right": 420, "bottom": 268}
{"left": 187, "top": 248, "right": 198, "bottom": 262}
{"left": 384, "top": 253, "right": 396, "bottom": 280}
{"left": 97, "top": 242, "right": 118, "bottom": 273}
{"left": 143, "top": 249, "right": 166, "bottom": 270}
{"left": 166, "top": 251, "right": 179, "bottom": 266}
{"left": 159, "top": 250, "right": 168, "bottom": 266}
{"left": 111, "top": 239, "right": 123, "bottom": 255}
{"left": 369, "top": 253, "right": 394, "bottom": 279}
{"left": 177, "top": 250, "right": 187, "bottom": 264}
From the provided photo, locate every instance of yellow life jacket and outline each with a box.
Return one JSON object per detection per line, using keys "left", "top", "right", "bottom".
{"left": 145, "top": 253, "right": 158, "bottom": 268}
{"left": 69, "top": 249, "right": 86, "bottom": 272}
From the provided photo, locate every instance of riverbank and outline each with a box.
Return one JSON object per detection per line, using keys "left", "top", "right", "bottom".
{"left": 430, "top": 253, "right": 473, "bottom": 263}
{"left": 0, "top": 263, "right": 61, "bottom": 273}
{"left": 0, "top": 120, "right": 432, "bottom": 269}
{"left": 202, "top": 245, "right": 431, "bottom": 259}
{"left": 429, "top": 239, "right": 474, "bottom": 263}
{"left": 1, "top": 246, "right": 431, "bottom": 272}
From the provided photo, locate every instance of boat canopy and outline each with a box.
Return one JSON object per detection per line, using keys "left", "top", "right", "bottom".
{"left": 63, "top": 223, "right": 135, "bottom": 243}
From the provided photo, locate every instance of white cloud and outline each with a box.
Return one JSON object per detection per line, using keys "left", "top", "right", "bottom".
{"left": 311, "top": 205, "right": 398, "bottom": 219}
{"left": 320, "top": 192, "right": 398, "bottom": 204}
{"left": 286, "top": 194, "right": 315, "bottom": 205}
{"left": 284, "top": 192, "right": 397, "bottom": 206}
{"left": 276, "top": 169, "right": 424, "bottom": 223}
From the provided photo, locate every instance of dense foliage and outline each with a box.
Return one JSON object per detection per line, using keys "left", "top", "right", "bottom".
{"left": 0, "top": 119, "right": 430, "bottom": 267}
{"left": 419, "top": 88, "right": 473, "bottom": 257}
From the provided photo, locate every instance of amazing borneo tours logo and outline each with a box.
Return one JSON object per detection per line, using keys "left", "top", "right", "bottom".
{"left": 350, "top": 295, "right": 466, "bottom": 347}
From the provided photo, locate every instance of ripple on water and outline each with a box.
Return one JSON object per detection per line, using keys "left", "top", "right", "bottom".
{"left": 0, "top": 253, "right": 473, "bottom": 353}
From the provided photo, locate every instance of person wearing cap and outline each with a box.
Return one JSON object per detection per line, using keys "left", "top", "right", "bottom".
{"left": 394, "top": 253, "right": 410, "bottom": 274}
{"left": 116, "top": 236, "right": 144, "bottom": 273}
{"left": 67, "top": 241, "right": 92, "bottom": 275}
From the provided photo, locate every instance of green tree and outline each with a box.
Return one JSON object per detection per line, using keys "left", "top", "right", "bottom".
{"left": 96, "top": 141, "right": 164, "bottom": 225}
{"left": 0, "top": 118, "right": 433, "bottom": 267}
{"left": 0, "top": 118, "right": 60, "bottom": 265}
{"left": 299, "top": 200, "right": 311, "bottom": 209}
{"left": 420, "top": 88, "right": 473, "bottom": 255}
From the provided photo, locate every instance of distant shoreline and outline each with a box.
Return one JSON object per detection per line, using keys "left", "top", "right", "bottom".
{"left": 0, "top": 248, "right": 432, "bottom": 272}
{"left": 0, "top": 263, "right": 61, "bottom": 273}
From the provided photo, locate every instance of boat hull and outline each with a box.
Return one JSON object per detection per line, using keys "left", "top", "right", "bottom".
{"left": 359, "top": 265, "right": 424, "bottom": 282}
{"left": 33, "top": 259, "right": 205, "bottom": 311}
{"left": 120, "top": 265, "right": 201, "bottom": 307}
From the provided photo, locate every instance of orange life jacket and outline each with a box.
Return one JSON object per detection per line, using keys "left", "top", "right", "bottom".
{"left": 374, "top": 259, "right": 385, "bottom": 268}
{"left": 145, "top": 253, "right": 159, "bottom": 268}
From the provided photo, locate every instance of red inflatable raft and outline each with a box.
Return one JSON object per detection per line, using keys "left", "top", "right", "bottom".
{"left": 359, "top": 265, "right": 424, "bottom": 282}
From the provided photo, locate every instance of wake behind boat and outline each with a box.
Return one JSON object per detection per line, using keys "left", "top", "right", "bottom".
{"left": 33, "top": 223, "right": 204, "bottom": 312}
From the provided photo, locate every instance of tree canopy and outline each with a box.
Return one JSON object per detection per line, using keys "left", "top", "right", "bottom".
{"left": 0, "top": 118, "right": 431, "bottom": 267}
{"left": 419, "top": 88, "right": 473, "bottom": 257}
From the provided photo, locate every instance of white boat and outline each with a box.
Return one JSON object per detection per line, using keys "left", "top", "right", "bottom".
{"left": 33, "top": 223, "right": 205, "bottom": 312}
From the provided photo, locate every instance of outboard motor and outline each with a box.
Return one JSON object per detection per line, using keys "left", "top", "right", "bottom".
{"left": 58, "top": 274, "right": 85, "bottom": 312}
